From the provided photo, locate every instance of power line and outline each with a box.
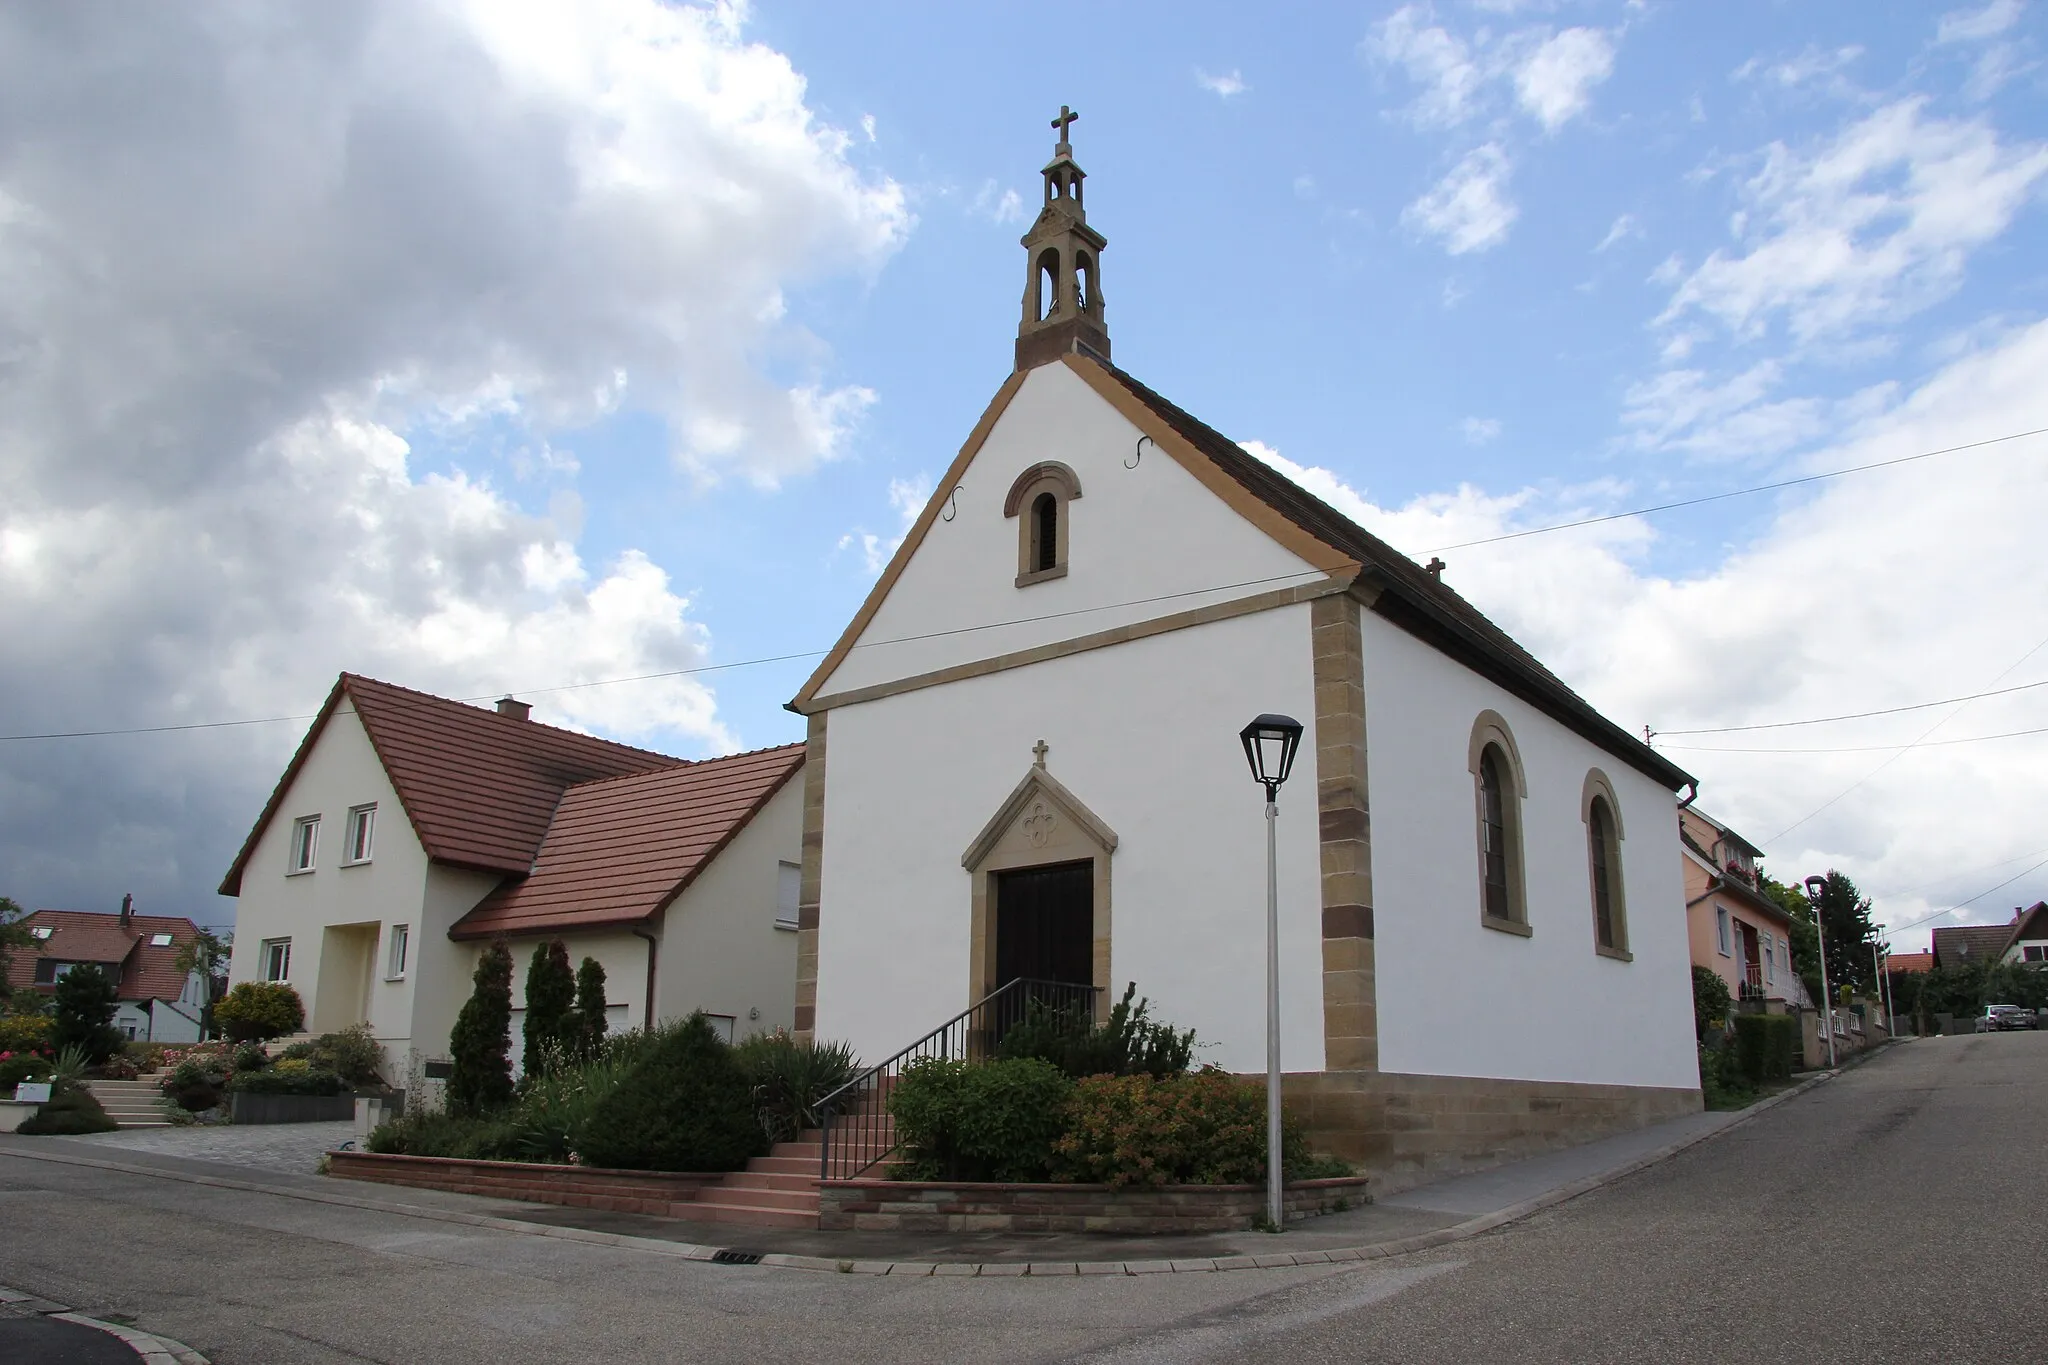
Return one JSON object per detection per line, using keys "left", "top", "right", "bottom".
{"left": 1661, "top": 722, "right": 2048, "bottom": 755}
{"left": 1427, "top": 425, "right": 2048, "bottom": 553}
{"left": 1656, "top": 677, "right": 2048, "bottom": 737}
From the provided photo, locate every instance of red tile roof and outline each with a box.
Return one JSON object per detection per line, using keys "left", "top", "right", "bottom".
{"left": 1885, "top": 952, "right": 1934, "bottom": 975}
{"left": 220, "top": 674, "right": 685, "bottom": 895}
{"left": 4, "top": 909, "right": 201, "bottom": 1003}
{"left": 449, "top": 744, "right": 805, "bottom": 940}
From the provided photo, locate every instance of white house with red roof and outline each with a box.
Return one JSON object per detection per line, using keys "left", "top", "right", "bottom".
{"left": 219, "top": 674, "right": 804, "bottom": 1078}
{"left": 5, "top": 900, "right": 209, "bottom": 1042}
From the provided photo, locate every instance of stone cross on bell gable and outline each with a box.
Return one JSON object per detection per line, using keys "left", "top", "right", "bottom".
{"left": 1051, "top": 105, "right": 1079, "bottom": 146}
{"left": 1032, "top": 738, "right": 1050, "bottom": 769}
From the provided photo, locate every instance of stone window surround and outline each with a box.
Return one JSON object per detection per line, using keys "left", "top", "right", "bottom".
{"left": 1004, "top": 461, "right": 1083, "bottom": 587}
{"left": 1580, "top": 767, "right": 1632, "bottom": 962}
{"left": 1467, "top": 711, "right": 1530, "bottom": 936}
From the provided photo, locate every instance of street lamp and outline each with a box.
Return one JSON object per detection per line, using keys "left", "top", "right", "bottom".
{"left": 1872, "top": 939, "right": 1896, "bottom": 1039}
{"left": 1240, "top": 712, "right": 1303, "bottom": 1232}
{"left": 1806, "top": 875, "right": 1836, "bottom": 1068}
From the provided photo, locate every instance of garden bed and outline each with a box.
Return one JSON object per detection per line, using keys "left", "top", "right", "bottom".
{"left": 818, "top": 1175, "right": 1372, "bottom": 1234}
{"left": 327, "top": 1150, "right": 727, "bottom": 1215}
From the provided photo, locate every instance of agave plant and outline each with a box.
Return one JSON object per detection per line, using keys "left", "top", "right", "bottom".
{"left": 732, "top": 1031, "right": 861, "bottom": 1144}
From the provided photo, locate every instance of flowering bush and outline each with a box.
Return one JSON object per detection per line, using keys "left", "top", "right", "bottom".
{"left": 1048, "top": 1068, "right": 1311, "bottom": 1187}
{"left": 0, "top": 1015, "right": 53, "bottom": 1055}
{"left": 228, "top": 1056, "right": 347, "bottom": 1096}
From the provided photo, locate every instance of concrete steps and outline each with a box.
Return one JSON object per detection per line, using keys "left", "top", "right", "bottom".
{"left": 677, "top": 1117, "right": 899, "bottom": 1230}
{"left": 83, "top": 1078, "right": 170, "bottom": 1129}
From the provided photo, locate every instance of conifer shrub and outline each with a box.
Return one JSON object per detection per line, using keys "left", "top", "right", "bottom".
{"left": 448, "top": 941, "right": 515, "bottom": 1116}
{"left": 887, "top": 1057, "right": 1072, "bottom": 1182}
{"left": 213, "top": 981, "right": 305, "bottom": 1044}
{"left": 574, "top": 1014, "right": 764, "bottom": 1172}
{"left": 18, "top": 1081, "right": 118, "bottom": 1135}
{"left": 1049, "top": 1068, "right": 1310, "bottom": 1187}
{"left": 522, "top": 940, "right": 576, "bottom": 1079}
{"left": 572, "top": 957, "right": 609, "bottom": 1058}
{"left": 51, "top": 964, "right": 123, "bottom": 1064}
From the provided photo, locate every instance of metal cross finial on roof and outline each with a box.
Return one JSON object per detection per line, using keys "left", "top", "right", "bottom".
{"left": 1032, "top": 738, "right": 1049, "bottom": 769}
{"left": 1051, "top": 105, "right": 1079, "bottom": 145}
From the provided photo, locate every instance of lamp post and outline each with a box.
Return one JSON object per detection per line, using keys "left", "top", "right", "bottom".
{"left": 1873, "top": 940, "right": 1896, "bottom": 1038}
{"left": 1240, "top": 712, "right": 1304, "bottom": 1232}
{"left": 1806, "top": 875, "right": 1836, "bottom": 1067}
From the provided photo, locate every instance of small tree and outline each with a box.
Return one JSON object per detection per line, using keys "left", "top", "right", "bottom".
{"left": 521, "top": 939, "right": 576, "bottom": 1078}
{"left": 1692, "top": 963, "right": 1732, "bottom": 1041}
{"left": 52, "top": 964, "right": 123, "bottom": 1063}
{"left": 0, "top": 896, "right": 36, "bottom": 986}
{"left": 449, "top": 941, "right": 514, "bottom": 1116}
{"left": 213, "top": 981, "right": 305, "bottom": 1042}
{"left": 172, "top": 927, "right": 233, "bottom": 1037}
{"left": 572, "top": 956, "right": 609, "bottom": 1058}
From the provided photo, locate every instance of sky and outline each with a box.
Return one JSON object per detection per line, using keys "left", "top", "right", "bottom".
{"left": 1, "top": 0, "right": 2044, "bottom": 952}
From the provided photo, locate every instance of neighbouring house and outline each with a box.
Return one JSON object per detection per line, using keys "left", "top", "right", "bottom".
{"left": 1885, "top": 951, "right": 1933, "bottom": 975}
{"left": 219, "top": 674, "right": 805, "bottom": 1079}
{"left": 1931, "top": 903, "right": 2048, "bottom": 968}
{"left": 1681, "top": 808, "right": 1805, "bottom": 1008}
{"left": 4, "top": 901, "right": 209, "bottom": 1042}
{"left": 788, "top": 115, "right": 1703, "bottom": 1190}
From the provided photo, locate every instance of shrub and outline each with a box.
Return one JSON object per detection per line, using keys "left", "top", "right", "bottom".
{"left": 232, "top": 1042, "right": 270, "bottom": 1073}
{"left": 0, "top": 1015, "right": 52, "bottom": 1054}
{"left": 368, "top": 1110, "right": 522, "bottom": 1161}
{"left": 163, "top": 1053, "right": 230, "bottom": 1112}
{"left": 1697, "top": 1042, "right": 1755, "bottom": 1111}
{"left": 575, "top": 1014, "right": 765, "bottom": 1173}
{"left": 497, "top": 1038, "right": 644, "bottom": 1163}
{"left": 1692, "top": 965, "right": 1732, "bottom": 1040}
{"left": 51, "top": 964, "right": 122, "bottom": 1064}
{"left": 1050, "top": 1068, "right": 1310, "bottom": 1187}
{"left": 121, "top": 1040, "right": 177, "bottom": 1071}
{"left": 18, "top": 1081, "right": 118, "bottom": 1135}
{"left": 522, "top": 940, "right": 576, "bottom": 1079}
{"left": 996, "top": 983, "right": 1197, "bottom": 1080}
{"left": 0, "top": 1054, "right": 52, "bottom": 1087}
{"left": 93, "top": 1055, "right": 141, "bottom": 1081}
{"left": 214, "top": 982, "right": 305, "bottom": 1043}
{"left": 887, "top": 1057, "right": 1072, "bottom": 1182}
{"left": 294, "top": 1025, "right": 385, "bottom": 1089}
{"left": 1731, "top": 1013, "right": 1798, "bottom": 1086}
{"left": 229, "top": 1058, "right": 347, "bottom": 1095}
{"left": 449, "top": 942, "right": 515, "bottom": 1116}
{"left": 572, "top": 957, "right": 609, "bottom": 1058}
{"left": 733, "top": 1030, "right": 861, "bottom": 1144}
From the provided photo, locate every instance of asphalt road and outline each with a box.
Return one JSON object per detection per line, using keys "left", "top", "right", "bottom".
{"left": 1, "top": 1034, "right": 2038, "bottom": 1364}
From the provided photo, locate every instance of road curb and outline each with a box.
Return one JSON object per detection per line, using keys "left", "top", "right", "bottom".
{"left": 0, "top": 1074, "right": 1840, "bottom": 1281}
{"left": 2, "top": 1285, "right": 209, "bottom": 1363}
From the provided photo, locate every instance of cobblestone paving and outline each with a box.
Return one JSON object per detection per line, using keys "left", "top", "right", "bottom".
{"left": 69, "top": 1120, "right": 354, "bottom": 1175}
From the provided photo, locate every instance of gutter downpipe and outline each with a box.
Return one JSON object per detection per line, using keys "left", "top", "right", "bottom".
{"left": 631, "top": 928, "right": 659, "bottom": 1031}
{"left": 1676, "top": 780, "right": 1699, "bottom": 810}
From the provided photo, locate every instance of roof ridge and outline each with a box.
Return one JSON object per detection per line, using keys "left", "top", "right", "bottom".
{"left": 559, "top": 741, "right": 805, "bottom": 793}
{"left": 340, "top": 672, "right": 688, "bottom": 768}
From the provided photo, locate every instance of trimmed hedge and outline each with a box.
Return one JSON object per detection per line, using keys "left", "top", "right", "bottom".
{"left": 1050, "top": 1068, "right": 1311, "bottom": 1187}
{"left": 229, "top": 1058, "right": 347, "bottom": 1096}
{"left": 888, "top": 1057, "right": 1074, "bottom": 1182}
{"left": 18, "top": 1083, "right": 118, "bottom": 1135}
{"left": 1732, "top": 1013, "right": 1799, "bottom": 1085}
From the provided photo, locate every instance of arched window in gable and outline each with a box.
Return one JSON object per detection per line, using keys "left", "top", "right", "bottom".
{"left": 1467, "top": 711, "right": 1529, "bottom": 935}
{"left": 1004, "top": 461, "right": 1083, "bottom": 587}
{"left": 1582, "top": 769, "right": 1631, "bottom": 960}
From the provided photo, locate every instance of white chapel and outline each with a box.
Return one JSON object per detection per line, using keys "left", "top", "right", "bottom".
{"left": 790, "top": 110, "right": 1703, "bottom": 1187}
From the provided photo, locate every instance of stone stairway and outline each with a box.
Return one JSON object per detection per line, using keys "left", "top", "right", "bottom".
{"left": 84, "top": 1077, "right": 170, "bottom": 1129}
{"left": 683, "top": 1111, "right": 896, "bottom": 1229}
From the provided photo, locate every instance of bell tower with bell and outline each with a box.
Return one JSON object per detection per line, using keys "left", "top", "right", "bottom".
{"left": 1015, "top": 105, "right": 1111, "bottom": 371}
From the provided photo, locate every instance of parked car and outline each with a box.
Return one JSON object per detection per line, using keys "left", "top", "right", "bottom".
{"left": 1979, "top": 1004, "right": 2038, "bottom": 1032}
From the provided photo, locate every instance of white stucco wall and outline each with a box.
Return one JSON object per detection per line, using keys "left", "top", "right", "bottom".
{"left": 656, "top": 773, "right": 802, "bottom": 1038}
{"left": 225, "top": 706, "right": 438, "bottom": 1054}
{"left": 1361, "top": 614, "right": 1697, "bottom": 1089}
{"left": 817, "top": 362, "right": 1322, "bottom": 698}
{"left": 816, "top": 605, "right": 1325, "bottom": 1073}
{"left": 408, "top": 864, "right": 510, "bottom": 1068}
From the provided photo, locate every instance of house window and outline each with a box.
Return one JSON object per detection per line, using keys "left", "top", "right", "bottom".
{"left": 1003, "top": 461, "right": 1083, "bottom": 587}
{"left": 1582, "top": 771, "right": 1629, "bottom": 959}
{"left": 2026, "top": 945, "right": 2047, "bottom": 963}
{"left": 1764, "top": 935, "right": 1776, "bottom": 985}
{"left": 289, "top": 816, "right": 320, "bottom": 874}
{"left": 344, "top": 804, "right": 376, "bottom": 865}
{"left": 386, "top": 924, "right": 409, "bottom": 980}
{"left": 30, "top": 926, "right": 52, "bottom": 940}
{"left": 775, "top": 861, "right": 801, "bottom": 931}
{"left": 1715, "top": 906, "right": 1730, "bottom": 956}
{"left": 1468, "top": 712, "right": 1529, "bottom": 934}
{"left": 149, "top": 933, "right": 173, "bottom": 948}
{"left": 702, "top": 1013, "right": 737, "bottom": 1044}
{"left": 262, "top": 937, "right": 292, "bottom": 982}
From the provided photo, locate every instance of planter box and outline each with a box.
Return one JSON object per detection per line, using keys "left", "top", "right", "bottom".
{"left": 228, "top": 1091, "right": 357, "bottom": 1125}
{"left": 326, "top": 1150, "right": 725, "bottom": 1216}
{"left": 818, "top": 1175, "right": 1372, "bottom": 1234}
{"left": 0, "top": 1100, "right": 40, "bottom": 1133}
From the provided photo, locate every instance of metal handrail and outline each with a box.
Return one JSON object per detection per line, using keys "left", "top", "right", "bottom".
{"left": 816, "top": 977, "right": 1096, "bottom": 1182}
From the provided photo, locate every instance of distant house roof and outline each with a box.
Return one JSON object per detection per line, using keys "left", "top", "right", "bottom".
{"left": 4, "top": 909, "right": 201, "bottom": 1003}
{"left": 2004, "top": 901, "right": 2048, "bottom": 951}
{"left": 220, "top": 674, "right": 684, "bottom": 895}
{"left": 1932, "top": 922, "right": 2020, "bottom": 969}
{"left": 1885, "top": 951, "right": 1934, "bottom": 975}
{"left": 450, "top": 744, "right": 806, "bottom": 940}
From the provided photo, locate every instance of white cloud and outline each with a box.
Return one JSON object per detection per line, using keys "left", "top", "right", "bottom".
{"left": 1404, "top": 144, "right": 1519, "bottom": 255}
{"left": 861, "top": 113, "right": 878, "bottom": 142}
{"left": 1515, "top": 27, "right": 1616, "bottom": 131}
{"left": 1658, "top": 100, "right": 2048, "bottom": 344}
{"left": 839, "top": 474, "right": 933, "bottom": 576}
{"left": 1461, "top": 416, "right": 1503, "bottom": 444}
{"left": 1619, "top": 362, "right": 1830, "bottom": 458}
{"left": 1293, "top": 175, "right": 1318, "bottom": 199}
{"left": 0, "top": 1, "right": 906, "bottom": 912}
{"left": 1245, "top": 319, "right": 2048, "bottom": 947}
{"left": 1595, "top": 213, "right": 1639, "bottom": 252}
{"left": 1196, "top": 68, "right": 1248, "bottom": 98}
{"left": 1733, "top": 45, "right": 1865, "bottom": 92}
{"left": 970, "top": 179, "right": 1026, "bottom": 225}
{"left": 1368, "top": 5, "right": 1486, "bottom": 129}
{"left": 1937, "top": 0, "right": 2025, "bottom": 43}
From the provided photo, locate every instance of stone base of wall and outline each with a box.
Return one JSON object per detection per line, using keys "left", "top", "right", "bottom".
{"left": 818, "top": 1176, "right": 1372, "bottom": 1234}
{"left": 326, "top": 1151, "right": 724, "bottom": 1216}
{"left": 229, "top": 1092, "right": 358, "bottom": 1125}
{"left": 1284, "top": 1069, "right": 1702, "bottom": 1198}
